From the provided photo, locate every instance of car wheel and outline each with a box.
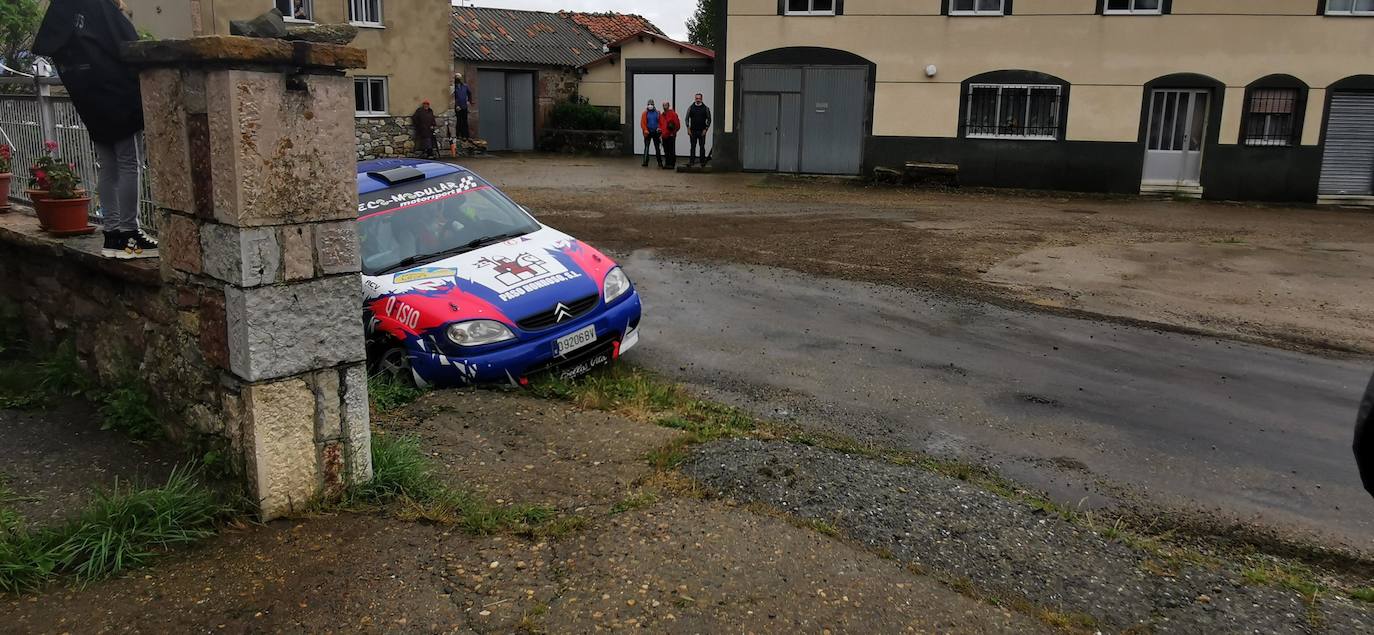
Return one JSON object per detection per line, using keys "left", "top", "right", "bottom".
{"left": 372, "top": 343, "right": 428, "bottom": 388}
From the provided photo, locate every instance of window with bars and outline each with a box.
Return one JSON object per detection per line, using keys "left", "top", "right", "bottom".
{"left": 965, "top": 84, "right": 1061, "bottom": 140}
{"left": 1105, "top": 0, "right": 1162, "bottom": 14}
{"left": 1242, "top": 88, "right": 1299, "bottom": 146}
{"left": 950, "top": 0, "right": 1005, "bottom": 15}
{"left": 354, "top": 77, "right": 388, "bottom": 116}
{"left": 275, "top": 0, "right": 312, "bottom": 21}
{"left": 1326, "top": 0, "right": 1374, "bottom": 15}
{"left": 785, "top": 0, "right": 835, "bottom": 15}
{"left": 350, "top": 0, "right": 383, "bottom": 25}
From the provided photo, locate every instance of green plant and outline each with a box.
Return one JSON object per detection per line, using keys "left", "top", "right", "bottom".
{"left": 548, "top": 100, "right": 619, "bottom": 131}
{"left": 27, "top": 141, "right": 83, "bottom": 199}
{"left": 367, "top": 374, "right": 426, "bottom": 413}
{"left": 610, "top": 491, "right": 659, "bottom": 515}
{"left": 38, "top": 341, "right": 91, "bottom": 397}
{"left": 0, "top": 466, "right": 228, "bottom": 593}
{"left": 1351, "top": 587, "right": 1374, "bottom": 603}
{"left": 97, "top": 378, "right": 162, "bottom": 442}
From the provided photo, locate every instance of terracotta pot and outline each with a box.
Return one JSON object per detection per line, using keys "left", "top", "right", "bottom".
{"left": 0, "top": 173, "right": 11, "bottom": 212}
{"left": 34, "top": 196, "right": 94, "bottom": 236}
{"left": 25, "top": 188, "right": 51, "bottom": 228}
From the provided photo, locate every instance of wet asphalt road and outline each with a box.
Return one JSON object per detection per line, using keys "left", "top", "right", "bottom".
{"left": 620, "top": 251, "right": 1374, "bottom": 552}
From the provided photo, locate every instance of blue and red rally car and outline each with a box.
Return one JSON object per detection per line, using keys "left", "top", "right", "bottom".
{"left": 356, "top": 159, "right": 642, "bottom": 386}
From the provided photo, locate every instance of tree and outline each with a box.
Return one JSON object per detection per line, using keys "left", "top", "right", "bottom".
{"left": 0, "top": 0, "right": 42, "bottom": 74}
{"left": 686, "top": 0, "right": 722, "bottom": 53}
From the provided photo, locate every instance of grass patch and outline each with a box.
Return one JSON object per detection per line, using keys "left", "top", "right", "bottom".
{"left": 335, "top": 434, "right": 582, "bottom": 539}
{"left": 1241, "top": 560, "right": 1325, "bottom": 600}
{"left": 0, "top": 361, "right": 48, "bottom": 410}
{"left": 368, "top": 374, "right": 426, "bottom": 413}
{"left": 1350, "top": 587, "right": 1374, "bottom": 603}
{"left": 610, "top": 491, "right": 659, "bottom": 515}
{"left": 0, "top": 466, "right": 228, "bottom": 593}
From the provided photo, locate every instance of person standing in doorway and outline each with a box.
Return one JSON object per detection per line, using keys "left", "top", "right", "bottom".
{"left": 686, "top": 93, "right": 712, "bottom": 167}
{"left": 640, "top": 100, "right": 662, "bottom": 167}
{"left": 454, "top": 73, "right": 471, "bottom": 140}
{"left": 33, "top": 0, "right": 156, "bottom": 259}
{"left": 660, "top": 101, "right": 680, "bottom": 170}
{"left": 412, "top": 100, "right": 438, "bottom": 159}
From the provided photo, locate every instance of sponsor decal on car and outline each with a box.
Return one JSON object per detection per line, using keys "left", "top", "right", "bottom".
{"left": 393, "top": 267, "right": 458, "bottom": 285}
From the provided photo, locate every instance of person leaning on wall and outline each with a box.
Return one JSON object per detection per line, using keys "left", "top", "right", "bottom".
{"left": 32, "top": 0, "right": 158, "bottom": 259}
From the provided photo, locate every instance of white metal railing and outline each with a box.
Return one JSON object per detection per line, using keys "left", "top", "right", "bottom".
{"left": 0, "top": 77, "right": 157, "bottom": 234}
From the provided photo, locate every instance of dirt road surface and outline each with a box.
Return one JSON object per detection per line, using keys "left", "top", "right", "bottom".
{"left": 477, "top": 154, "right": 1374, "bottom": 355}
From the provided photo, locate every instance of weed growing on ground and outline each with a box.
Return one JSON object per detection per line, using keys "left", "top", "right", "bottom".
{"left": 0, "top": 466, "right": 228, "bottom": 593}
{"left": 1241, "top": 559, "right": 1326, "bottom": 600}
{"left": 334, "top": 434, "right": 582, "bottom": 539}
{"left": 610, "top": 491, "right": 659, "bottom": 515}
{"left": 0, "top": 362, "right": 47, "bottom": 410}
{"left": 1351, "top": 587, "right": 1374, "bottom": 603}
{"left": 368, "top": 374, "right": 426, "bottom": 413}
{"left": 96, "top": 375, "right": 161, "bottom": 442}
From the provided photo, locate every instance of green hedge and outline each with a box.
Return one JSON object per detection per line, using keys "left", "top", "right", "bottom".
{"left": 549, "top": 101, "right": 619, "bottom": 131}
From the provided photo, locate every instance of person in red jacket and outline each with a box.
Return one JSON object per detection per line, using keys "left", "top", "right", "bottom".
{"left": 659, "top": 101, "right": 681, "bottom": 170}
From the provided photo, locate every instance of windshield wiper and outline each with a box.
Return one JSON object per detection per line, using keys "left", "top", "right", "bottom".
{"left": 374, "top": 231, "right": 532, "bottom": 275}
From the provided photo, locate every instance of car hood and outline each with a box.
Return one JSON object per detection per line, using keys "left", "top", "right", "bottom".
{"left": 362, "top": 226, "right": 618, "bottom": 336}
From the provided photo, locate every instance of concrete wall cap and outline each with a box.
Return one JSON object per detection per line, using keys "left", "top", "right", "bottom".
{"left": 122, "top": 36, "right": 367, "bottom": 71}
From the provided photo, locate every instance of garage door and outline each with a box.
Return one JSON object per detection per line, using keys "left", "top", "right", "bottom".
{"left": 1319, "top": 92, "right": 1374, "bottom": 197}
{"left": 739, "top": 64, "right": 866, "bottom": 175}
{"left": 477, "top": 70, "right": 535, "bottom": 152}
{"left": 632, "top": 73, "right": 715, "bottom": 157}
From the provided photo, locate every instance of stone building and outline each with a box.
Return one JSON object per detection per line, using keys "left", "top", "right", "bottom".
{"left": 124, "top": 0, "right": 454, "bottom": 160}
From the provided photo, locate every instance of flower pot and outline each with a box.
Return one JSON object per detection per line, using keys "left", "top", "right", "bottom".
{"left": 34, "top": 196, "right": 96, "bottom": 236}
{"left": 0, "top": 173, "right": 11, "bottom": 213}
{"left": 25, "top": 189, "right": 51, "bottom": 228}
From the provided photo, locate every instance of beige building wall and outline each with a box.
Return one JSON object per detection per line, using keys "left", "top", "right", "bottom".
{"left": 726, "top": 0, "right": 1374, "bottom": 142}
{"left": 125, "top": 0, "right": 451, "bottom": 117}
{"left": 581, "top": 38, "right": 710, "bottom": 125}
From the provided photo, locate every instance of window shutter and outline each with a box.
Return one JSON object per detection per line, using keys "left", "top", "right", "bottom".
{"left": 1004, "top": 0, "right": 1014, "bottom": 14}
{"left": 1095, "top": 0, "right": 1106, "bottom": 14}
{"left": 1161, "top": 0, "right": 1173, "bottom": 14}
{"left": 778, "top": 0, "right": 786, "bottom": 15}
{"left": 836, "top": 0, "right": 845, "bottom": 15}
{"left": 941, "top": 0, "right": 951, "bottom": 15}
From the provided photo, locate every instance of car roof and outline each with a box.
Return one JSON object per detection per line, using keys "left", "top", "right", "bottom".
{"left": 356, "top": 159, "right": 469, "bottom": 197}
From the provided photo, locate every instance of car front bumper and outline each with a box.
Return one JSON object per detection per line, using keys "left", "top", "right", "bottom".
{"left": 407, "top": 291, "right": 643, "bottom": 386}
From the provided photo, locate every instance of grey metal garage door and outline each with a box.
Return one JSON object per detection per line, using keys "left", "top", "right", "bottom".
{"left": 477, "top": 70, "right": 535, "bottom": 152}
{"left": 739, "top": 64, "right": 865, "bottom": 175}
{"left": 1319, "top": 92, "right": 1374, "bottom": 197}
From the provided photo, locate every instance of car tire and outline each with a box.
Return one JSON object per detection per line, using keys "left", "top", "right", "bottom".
{"left": 371, "top": 341, "right": 428, "bottom": 388}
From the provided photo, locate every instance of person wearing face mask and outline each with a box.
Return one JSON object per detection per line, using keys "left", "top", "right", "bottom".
{"left": 640, "top": 99, "right": 662, "bottom": 167}
{"left": 685, "top": 93, "right": 712, "bottom": 167}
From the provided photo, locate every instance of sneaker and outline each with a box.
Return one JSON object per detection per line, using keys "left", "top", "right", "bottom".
{"left": 107, "top": 230, "right": 159, "bottom": 259}
{"left": 100, "top": 231, "right": 123, "bottom": 258}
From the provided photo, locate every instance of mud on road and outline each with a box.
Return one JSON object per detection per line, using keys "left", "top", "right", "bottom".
{"left": 477, "top": 155, "right": 1374, "bottom": 355}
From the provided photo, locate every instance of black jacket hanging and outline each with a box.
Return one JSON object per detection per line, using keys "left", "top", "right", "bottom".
{"left": 1356, "top": 371, "right": 1374, "bottom": 497}
{"left": 32, "top": 0, "right": 144, "bottom": 144}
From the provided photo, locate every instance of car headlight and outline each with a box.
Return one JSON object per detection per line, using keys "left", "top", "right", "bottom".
{"left": 447, "top": 320, "right": 515, "bottom": 347}
{"left": 603, "top": 267, "right": 631, "bottom": 302}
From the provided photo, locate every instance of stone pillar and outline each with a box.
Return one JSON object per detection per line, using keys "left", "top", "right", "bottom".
{"left": 124, "top": 37, "right": 372, "bottom": 519}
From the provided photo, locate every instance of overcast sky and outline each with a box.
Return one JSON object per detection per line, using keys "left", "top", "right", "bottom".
{"left": 451, "top": 0, "right": 694, "bottom": 40}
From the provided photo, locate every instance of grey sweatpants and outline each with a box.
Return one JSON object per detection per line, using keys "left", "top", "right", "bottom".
{"left": 93, "top": 133, "right": 142, "bottom": 233}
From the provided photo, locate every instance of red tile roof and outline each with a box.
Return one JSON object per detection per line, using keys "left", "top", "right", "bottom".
{"left": 563, "top": 11, "right": 663, "bottom": 44}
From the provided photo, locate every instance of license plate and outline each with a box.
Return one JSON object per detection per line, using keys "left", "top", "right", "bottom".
{"left": 553, "top": 325, "right": 597, "bottom": 357}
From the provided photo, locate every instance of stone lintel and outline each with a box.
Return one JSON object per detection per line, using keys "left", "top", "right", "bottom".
{"left": 122, "top": 36, "right": 366, "bottom": 72}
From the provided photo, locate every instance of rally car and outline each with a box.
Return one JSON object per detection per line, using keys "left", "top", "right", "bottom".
{"left": 356, "top": 159, "right": 642, "bottom": 387}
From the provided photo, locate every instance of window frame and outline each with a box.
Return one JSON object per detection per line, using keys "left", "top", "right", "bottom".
{"left": 349, "top": 0, "right": 385, "bottom": 26}
{"left": 275, "top": 0, "right": 313, "bottom": 23}
{"left": 1238, "top": 77, "right": 1308, "bottom": 148}
{"left": 964, "top": 83, "right": 1062, "bottom": 141}
{"left": 1324, "top": 0, "right": 1374, "bottom": 16}
{"left": 354, "top": 76, "right": 389, "bottom": 118}
{"left": 782, "top": 0, "right": 838, "bottom": 16}
{"left": 1097, "top": 0, "right": 1170, "bottom": 15}
{"left": 947, "top": 0, "right": 1008, "bottom": 16}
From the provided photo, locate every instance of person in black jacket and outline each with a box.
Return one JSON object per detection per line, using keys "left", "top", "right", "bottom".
{"left": 1356, "top": 371, "right": 1374, "bottom": 498}
{"left": 33, "top": 0, "right": 156, "bottom": 259}
{"left": 685, "top": 93, "right": 712, "bottom": 167}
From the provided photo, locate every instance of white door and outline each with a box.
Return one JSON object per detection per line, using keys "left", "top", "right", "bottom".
{"left": 674, "top": 74, "right": 715, "bottom": 157}
{"left": 632, "top": 74, "right": 673, "bottom": 156}
{"left": 1142, "top": 89, "right": 1209, "bottom": 187}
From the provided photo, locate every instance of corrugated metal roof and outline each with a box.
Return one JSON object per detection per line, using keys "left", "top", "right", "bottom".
{"left": 452, "top": 7, "right": 606, "bottom": 68}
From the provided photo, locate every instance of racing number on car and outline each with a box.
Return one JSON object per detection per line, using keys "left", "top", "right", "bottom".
{"left": 384, "top": 296, "right": 421, "bottom": 331}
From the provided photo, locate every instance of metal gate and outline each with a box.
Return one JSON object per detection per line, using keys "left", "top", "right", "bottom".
{"left": 739, "top": 65, "right": 865, "bottom": 175}
{"left": 476, "top": 70, "right": 534, "bottom": 152}
{"left": 1319, "top": 92, "right": 1374, "bottom": 197}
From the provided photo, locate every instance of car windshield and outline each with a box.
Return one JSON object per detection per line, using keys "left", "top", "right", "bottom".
{"left": 358, "top": 172, "right": 541, "bottom": 275}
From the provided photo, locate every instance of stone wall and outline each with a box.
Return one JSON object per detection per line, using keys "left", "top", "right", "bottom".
{"left": 355, "top": 111, "right": 456, "bottom": 160}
